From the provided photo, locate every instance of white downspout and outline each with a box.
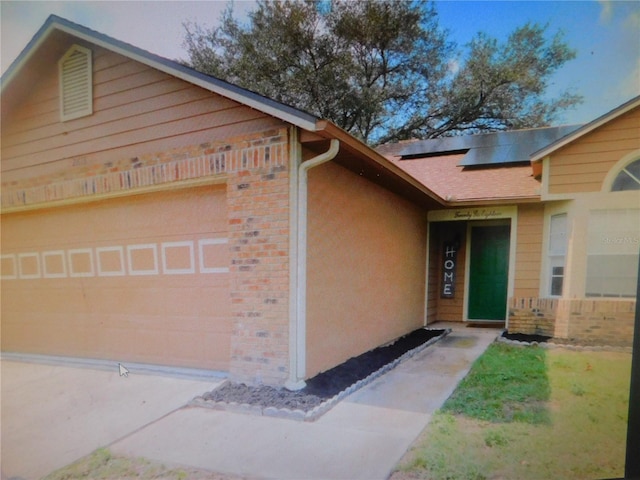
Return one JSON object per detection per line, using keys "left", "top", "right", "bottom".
{"left": 286, "top": 137, "right": 340, "bottom": 390}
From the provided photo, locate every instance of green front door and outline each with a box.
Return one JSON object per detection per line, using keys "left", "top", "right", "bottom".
{"left": 468, "top": 225, "right": 510, "bottom": 321}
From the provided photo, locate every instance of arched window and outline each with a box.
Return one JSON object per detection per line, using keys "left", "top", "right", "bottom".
{"left": 611, "top": 158, "right": 640, "bottom": 191}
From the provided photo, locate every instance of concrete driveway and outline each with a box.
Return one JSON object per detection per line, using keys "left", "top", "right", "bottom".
{"left": 0, "top": 359, "right": 221, "bottom": 480}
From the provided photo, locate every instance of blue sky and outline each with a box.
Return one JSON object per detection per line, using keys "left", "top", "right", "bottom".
{"left": 1, "top": 1, "right": 638, "bottom": 126}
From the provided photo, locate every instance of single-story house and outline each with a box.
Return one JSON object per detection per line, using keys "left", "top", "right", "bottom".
{"left": 1, "top": 16, "right": 638, "bottom": 388}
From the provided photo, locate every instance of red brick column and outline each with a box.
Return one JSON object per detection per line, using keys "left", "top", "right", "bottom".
{"left": 226, "top": 130, "right": 291, "bottom": 385}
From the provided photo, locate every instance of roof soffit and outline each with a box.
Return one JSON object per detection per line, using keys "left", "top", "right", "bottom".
{"left": 307, "top": 122, "right": 446, "bottom": 208}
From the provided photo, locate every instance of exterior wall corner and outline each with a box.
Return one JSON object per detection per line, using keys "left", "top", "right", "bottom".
{"left": 226, "top": 128, "right": 292, "bottom": 385}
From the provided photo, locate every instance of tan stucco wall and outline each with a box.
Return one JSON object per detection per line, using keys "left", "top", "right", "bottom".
{"left": 305, "top": 161, "right": 427, "bottom": 377}
{"left": 1, "top": 185, "right": 231, "bottom": 370}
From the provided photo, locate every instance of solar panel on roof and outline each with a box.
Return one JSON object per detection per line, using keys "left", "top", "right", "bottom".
{"left": 399, "top": 125, "right": 582, "bottom": 166}
{"left": 400, "top": 135, "right": 472, "bottom": 157}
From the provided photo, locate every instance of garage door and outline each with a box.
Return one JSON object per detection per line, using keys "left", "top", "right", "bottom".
{"left": 0, "top": 184, "right": 231, "bottom": 371}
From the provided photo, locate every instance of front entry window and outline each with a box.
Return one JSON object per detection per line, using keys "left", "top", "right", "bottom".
{"left": 548, "top": 214, "right": 567, "bottom": 296}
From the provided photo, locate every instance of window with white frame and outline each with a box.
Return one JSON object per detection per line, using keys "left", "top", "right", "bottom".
{"left": 59, "top": 44, "right": 93, "bottom": 121}
{"left": 611, "top": 158, "right": 640, "bottom": 191}
{"left": 548, "top": 213, "right": 567, "bottom": 296}
{"left": 586, "top": 209, "right": 640, "bottom": 298}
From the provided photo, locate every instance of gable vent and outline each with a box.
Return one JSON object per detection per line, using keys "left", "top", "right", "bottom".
{"left": 59, "top": 45, "right": 93, "bottom": 121}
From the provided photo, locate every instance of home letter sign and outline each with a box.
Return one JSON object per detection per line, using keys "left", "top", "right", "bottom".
{"left": 442, "top": 243, "right": 457, "bottom": 298}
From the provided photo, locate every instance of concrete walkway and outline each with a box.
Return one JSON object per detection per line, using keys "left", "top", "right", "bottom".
{"left": 1, "top": 324, "right": 498, "bottom": 480}
{"left": 110, "top": 324, "right": 498, "bottom": 480}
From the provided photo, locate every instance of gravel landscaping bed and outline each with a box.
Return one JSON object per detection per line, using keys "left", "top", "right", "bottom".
{"left": 193, "top": 328, "right": 448, "bottom": 420}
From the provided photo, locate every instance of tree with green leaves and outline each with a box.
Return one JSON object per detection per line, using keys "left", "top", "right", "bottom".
{"left": 183, "top": 0, "right": 581, "bottom": 145}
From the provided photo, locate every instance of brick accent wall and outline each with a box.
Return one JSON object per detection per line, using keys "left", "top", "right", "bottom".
{"left": 2, "top": 130, "right": 287, "bottom": 209}
{"left": 561, "top": 299, "right": 635, "bottom": 346}
{"left": 226, "top": 129, "right": 291, "bottom": 385}
{"left": 508, "top": 297, "right": 557, "bottom": 337}
{"left": 509, "top": 297, "right": 635, "bottom": 346}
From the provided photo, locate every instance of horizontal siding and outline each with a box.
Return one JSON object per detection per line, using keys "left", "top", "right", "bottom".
{"left": 513, "top": 204, "right": 544, "bottom": 298}
{"left": 3, "top": 95, "right": 247, "bottom": 161}
{"left": 549, "top": 108, "right": 640, "bottom": 194}
{"left": 2, "top": 46, "right": 286, "bottom": 180}
{"left": 6, "top": 49, "right": 168, "bottom": 130}
{"left": 3, "top": 77, "right": 193, "bottom": 142}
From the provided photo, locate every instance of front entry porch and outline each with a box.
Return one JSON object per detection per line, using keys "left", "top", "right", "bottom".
{"left": 426, "top": 207, "right": 517, "bottom": 326}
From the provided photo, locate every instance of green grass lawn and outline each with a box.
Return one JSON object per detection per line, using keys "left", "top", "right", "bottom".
{"left": 443, "top": 343, "right": 550, "bottom": 424}
{"left": 392, "top": 343, "right": 631, "bottom": 480}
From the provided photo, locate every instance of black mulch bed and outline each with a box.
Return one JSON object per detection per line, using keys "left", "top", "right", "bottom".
{"left": 305, "top": 328, "right": 445, "bottom": 398}
{"left": 202, "top": 328, "right": 446, "bottom": 412}
{"left": 501, "top": 331, "right": 551, "bottom": 343}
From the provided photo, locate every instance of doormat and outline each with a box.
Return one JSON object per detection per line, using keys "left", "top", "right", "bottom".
{"left": 191, "top": 327, "right": 449, "bottom": 421}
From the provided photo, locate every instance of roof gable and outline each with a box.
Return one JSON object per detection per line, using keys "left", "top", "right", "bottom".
{"left": 2, "top": 15, "right": 447, "bottom": 211}
{"left": 1, "top": 15, "right": 319, "bottom": 131}
{"left": 531, "top": 95, "right": 640, "bottom": 163}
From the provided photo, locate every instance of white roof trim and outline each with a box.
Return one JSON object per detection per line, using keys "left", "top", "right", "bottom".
{"left": 531, "top": 95, "right": 640, "bottom": 163}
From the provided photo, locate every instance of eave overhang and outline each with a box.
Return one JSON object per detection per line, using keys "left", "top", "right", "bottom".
{"left": 308, "top": 121, "right": 447, "bottom": 209}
